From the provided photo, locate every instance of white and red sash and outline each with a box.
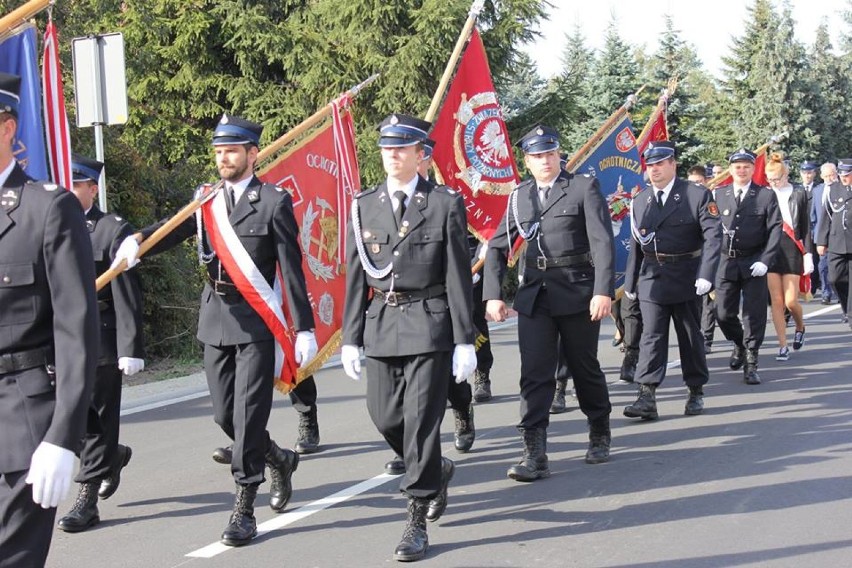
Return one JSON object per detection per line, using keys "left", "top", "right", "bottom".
{"left": 782, "top": 220, "right": 811, "bottom": 295}
{"left": 201, "top": 188, "right": 298, "bottom": 387}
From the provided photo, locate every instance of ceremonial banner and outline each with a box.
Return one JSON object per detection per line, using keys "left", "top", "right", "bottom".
{"left": 42, "top": 19, "right": 73, "bottom": 190}
{"left": 0, "top": 22, "right": 48, "bottom": 179}
{"left": 258, "top": 96, "right": 359, "bottom": 392}
{"left": 636, "top": 106, "right": 668, "bottom": 170}
{"left": 570, "top": 115, "right": 644, "bottom": 288}
{"left": 431, "top": 28, "right": 519, "bottom": 242}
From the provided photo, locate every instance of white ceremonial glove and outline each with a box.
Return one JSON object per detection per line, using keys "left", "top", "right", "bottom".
{"left": 749, "top": 261, "right": 768, "bottom": 277}
{"left": 803, "top": 253, "right": 815, "bottom": 275}
{"left": 294, "top": 331, "right": 318, "bottom": 367}
{"left": 452, "top": 344, "right": 477, "bottom": 384}
{"left": 26, "top": 442, "right": 75, "bottom": 508}
{"left": 110, "top": 235, "right": 141, "bottom": 270}
{"left": 118, "top": 357, "right": 145, "bottom": 376}
{"left": 695, "top": 278, "right": 712, "bottom": 296}
{"left": 341, "top": 344, "right": 362, "bottom": 381}
{"left": 624, "top": 290, "right": 637, "bottom": 301}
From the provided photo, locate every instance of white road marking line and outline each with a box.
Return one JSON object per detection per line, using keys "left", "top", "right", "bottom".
{"left": 185, "top": 473, "right": 398, "bottom": 558}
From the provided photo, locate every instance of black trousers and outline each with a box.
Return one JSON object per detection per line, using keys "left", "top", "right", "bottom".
{"left": 620, "top": 294, "right": 643, "bottom": 350}
{"left": 447, "top": 378, "right": 472, "bottom": 412}
{"left": 289, "top": 375, "right": 317, "bottom": 414}
{"left": 472, "top": 283, "right": 493, "bottom": 374}
{"left": 0, "top": 470, "right": 55, "bottom": 568}
{"left": 204, "top": 341, "right": 275, "bottom": 486}
{"left": 517, "top": 289, "right": 611, "bottom": 430}
{"left": 366, "top": 352, "right": 450, "bottom": 499}
{"left": 828, "top": 252, "right": 852, "bottom": 315}
{"left": 634, "top": 298, "right": 709, "bottom": 387}
{"left": 76, "top": 363, "right": 122, "bottom": 483}
{"left": 701, "top": 294, "right": 717, "bottom": 344}
{"left": 716, "top": 270, "right": 769, "bottom": 350}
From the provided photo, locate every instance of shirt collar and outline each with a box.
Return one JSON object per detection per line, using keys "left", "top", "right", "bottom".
{"left": 386, "top": 175, "right": 419, "bottom": 203}
{"left": 537, "top": 174, "right": 560, "bottom": 191}
{"left": 651, "top": 177, "right": 676, "bottom": 196}
{"left": 226, "top": 175, "right": 253, "bottom": 203}
{"left": 0, "top": 159, "right": 15, "bottom": 188}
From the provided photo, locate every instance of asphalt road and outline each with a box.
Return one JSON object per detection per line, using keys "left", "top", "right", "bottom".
{"left": 46, "top": 300, "right": 852, "bottom": 568}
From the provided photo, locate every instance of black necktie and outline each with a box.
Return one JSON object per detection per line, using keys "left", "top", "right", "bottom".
{"left": 394, "top": 190, "right": 407, "bottom": 227}
{"left": 540, "top": 185, "right": 551, "bottom": 207}
{"left": 227, "top": 186, "right": 236, "bottom": 212}
{"left": 735, "top": 189, "right": 742, "bottom": 206}
{"left": 656, "top": 190, "right": 664, "bottom": 208}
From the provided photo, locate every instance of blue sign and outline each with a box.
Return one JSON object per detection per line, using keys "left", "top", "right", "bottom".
{"left": 0, "top": 23, "right": 48, "bottom": 180}
{"left": 571, "top": 115, "right": 645, "bottom": 289}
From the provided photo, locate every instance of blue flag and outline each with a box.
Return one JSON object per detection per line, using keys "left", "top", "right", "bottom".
{"left": 571, "top": 115, "right": 645, "bottom": 289}
{"left": 0, "top": 23, "right": 48, "bottom": 180}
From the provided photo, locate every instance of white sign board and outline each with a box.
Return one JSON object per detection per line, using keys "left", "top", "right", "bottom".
{"left": 72, "top": 33, "right": 128, "bottom": 127}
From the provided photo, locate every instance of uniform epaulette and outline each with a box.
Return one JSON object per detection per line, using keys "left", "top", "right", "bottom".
{"left": 433, "top": 184, "right": 457, "bottom": 195}
{"left": 354, "top": 186, "right": 378, "bottom": 199}
{"left": 26, "top": 180, "right": 59, "bottom": 192}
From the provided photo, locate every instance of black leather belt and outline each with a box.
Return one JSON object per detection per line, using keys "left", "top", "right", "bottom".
{"left": 207, "top": 275, "right": 240, "bottom": 296}
{"left": 535, "top": 252, "right": 592, "bottom": 270}
{"left": 725, "top": 247, "right": 762, "bottom": 258}
{"left": 0, "top": 346, "right": 54, "bottom": 375}
{"left": 372, "top": 284, "right": 446, "bottom": 307}
{"left": 643, "top": 249, "right": 701, "bottom": 264}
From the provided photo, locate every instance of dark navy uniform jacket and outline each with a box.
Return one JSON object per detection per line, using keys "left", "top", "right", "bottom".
{"left": 0, "top": 163, "right": 98, "bottom": 473}
{"left": 483, "top": 171, "right": 615, "bottom": 316}
{"left": 714, "top": 182, "right": 782, "bottom": 279}
{"left": 817, "top": 181, "right": 852, "bottom": 254}
{"left": 624, "top": 178, "right": 721, "bottom": 304}
{"left": 141, "top": 175, "right": 315, "bottom": 345}
{"left": 86, "top": 206, "right": 145, "bottom": 365}
{"left": 342, "top": 176, "right": 475, "bottom": 357}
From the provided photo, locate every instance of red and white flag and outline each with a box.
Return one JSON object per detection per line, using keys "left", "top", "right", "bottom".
{"left": 42, "top": 19, "right": 73, "bottom": 190}
{"left": 431, "top": 28, "right": 520, "bottom": 242}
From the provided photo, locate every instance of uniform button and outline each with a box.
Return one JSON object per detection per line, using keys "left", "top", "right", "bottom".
{"left": 394, "top": 273, "right": 400, "bottom": 278}
{"left": 393, "top": 251, "right": 400, "bottom": 256}
{"left": 2, "top": 276, "right": 9, "bottom": 283}
{"left": 49, "top": 380, "right": 55, "bottom": 387}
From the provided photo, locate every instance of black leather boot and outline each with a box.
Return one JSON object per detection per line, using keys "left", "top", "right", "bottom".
{"left": 585, "top": 416, "right": 611, "bottom": 464}
{"left": 295, "top": 409, "right": 320, "bottom": 454}
{"left": 624, "top": 384, "right": 658, "bottom": 420}
{"left": 385, "top": 454, "right": 405, "bottom": 475}
{"left": 99, "top": 443, "right": 132, "bottom": 500}
{"left": 729, "top": 344, "right": 745, "bottom": 370}
{"left": 453, "top": 404, "right": 475, "bottom": 452}
{"left": 507, "top": 428, "right": 550, "bottom": 482}
{"left": 744, "top": 349, "right": 761, "bottom": 385}
{"left": 550, "top": 378, "right": 568, "bottom": 414}
{"left": 58, "top": 482, "right": 100, "bottom": 533}
{"left": 212, "top": 444, "right": 233, "bottom": 465}
{"left": 220, "top": 483, "right": 258, "bottom": 546}
{"left": 473, "top": 370, "right": 492, "bottom": 402}
{"left": 619, "top": 348, "right": 639, "bottom": 383}
{"left": 425, "top": 457, "right": 455, "bottom": 522}
{"left": 266, "top": 440, "right": 299, "bottom": 512}
{"left": 393, "top": 497, "right": 430, "bottom": 562}
{"left": 684, "top": 385, "right": 705, "bottom": 415}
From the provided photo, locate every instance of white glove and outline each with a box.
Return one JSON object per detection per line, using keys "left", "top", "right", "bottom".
{"left": 803, "top": 253, "right": 814, "bottom": 275}
{"left": 294, "top": 331, "right": 318, "bottom": 367}
{"left": 472, "top": 272, "right": 481, "bottom": 285}
{"left": 110, "top": 235, "right": 140, "bottom": 270}
{"left": 118, "top": 357, "right": 145, "bottom": 376}
{"left": 26, "top": 442, "right": 75, "bottom": 508}
{"left": 452, "top": 344, "right": 477, "bottom": 384}
{"left": 340, "top": 344, "right": 361, "bottom": 381}
{"left": 624, "top": 290, "right": 636, "bottom": 301}
{"left": 695, "top": 278, "right": 712, "bottom": 295}
{"left": 749, "top": 261, "right": 768, "bottom": 277}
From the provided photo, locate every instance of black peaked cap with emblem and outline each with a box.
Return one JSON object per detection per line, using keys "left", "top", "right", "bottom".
{"left": 728, "top": 148, "right": 757, "bottom": 164}
{"left": 377, "top": 114, "right": 431, "bottom": 148}
{"left": 517, "top": 124, "right": 560, "bottom": 155}
{"left": 643, "top": 141, "right": 676, "bottom": 165}
{"left": 0, "top": 71, "right": 21, "bottom": 118}
{"left": 212, "top": 114, "right": 263, "bottom": 146}
{"left": 71, "top": 153, "right": 105, "bottom": 183}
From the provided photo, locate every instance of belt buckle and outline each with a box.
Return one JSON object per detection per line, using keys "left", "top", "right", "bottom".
{"left": 384, "top": 291, "right": 399, "bottom": 307}
{"left": 536, "top": 256, "right": 547, "bottom": 270}
{"left": 213, "top": 280, "right": 226, "bottom": 295}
